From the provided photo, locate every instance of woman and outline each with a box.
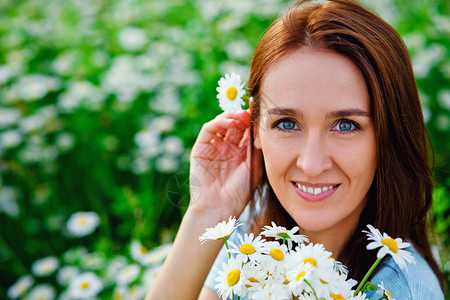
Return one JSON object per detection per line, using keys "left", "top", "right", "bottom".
{"left": 146, "top": 0, "right": 445, "bottom": 299}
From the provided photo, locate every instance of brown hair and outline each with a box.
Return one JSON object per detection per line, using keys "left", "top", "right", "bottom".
{"left": 247, "top": 0, "right": 444, "bottom": 287}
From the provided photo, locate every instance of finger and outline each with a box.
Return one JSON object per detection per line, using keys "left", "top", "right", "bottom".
{"left": 196, "top": 118, "right": 235, "bottom": 144}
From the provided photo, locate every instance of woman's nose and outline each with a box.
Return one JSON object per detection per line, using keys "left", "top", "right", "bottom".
{"left": 296, "top": 132, "right": 332, "bottom": 177}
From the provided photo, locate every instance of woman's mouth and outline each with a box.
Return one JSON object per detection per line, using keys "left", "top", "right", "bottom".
{"left": 291, "top": 181, "right": 340, "bottom": 202}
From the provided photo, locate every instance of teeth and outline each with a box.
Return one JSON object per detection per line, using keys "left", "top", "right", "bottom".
{"left": 295, "top": 183, "right": 335, "bottom": 195}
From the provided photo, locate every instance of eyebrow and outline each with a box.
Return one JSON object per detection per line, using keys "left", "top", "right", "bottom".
{"left": 265, "top": 107, "right": 371, "bottom": 118}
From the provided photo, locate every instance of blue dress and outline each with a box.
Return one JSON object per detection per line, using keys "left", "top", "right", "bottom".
{"left": 204, "top": 229, "right": 444, "bottom": 300}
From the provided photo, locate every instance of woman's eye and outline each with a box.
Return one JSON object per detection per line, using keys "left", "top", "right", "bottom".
{"left": 332, "top": 119, "right": 359, "bottom": 133}
{"left": 273, "top": 119, "right": 299, "bottom": 131}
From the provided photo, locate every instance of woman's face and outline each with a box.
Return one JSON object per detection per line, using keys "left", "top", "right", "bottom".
{"left": 254, "top": 48, "right": 376, "bottom": 237}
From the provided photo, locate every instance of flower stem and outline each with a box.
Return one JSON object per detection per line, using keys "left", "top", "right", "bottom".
{"left": 223, "top": 238, "right": 231, "bottom": 259}
{"left": 354, "top": 258, "right": 382, "bottom": 295}
{"left": 305, "top": 280, "right": 318, "bottom": 300}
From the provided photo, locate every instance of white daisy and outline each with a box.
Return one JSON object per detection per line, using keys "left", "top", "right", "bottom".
{"left": 261, "top": 222, "right": 309, "bottom": 249}
{"left": 31, "top": 256, "right": 59, "bottom": 277}
{"left": 142, "top": 265, "right": 162, "bottom": 288}
{"left": 330, "top": 256, "right": 349, "bottom": 275}
{"left": 262, "top": 241, "right": 289, "bottom": 273}
{"left": 351, "top": 291, "right": 369, "bottom": 300}
{"left": 126, "top": 285, "right": 146, "bottom": 300}
{"left": 216, "top": 72, "right": 246, "bottom": 113}
{"left": 116, "top": 264, "right": 141, "bottom": 285}
{"left": 249, "top": 283, "right": 291, "bottom": 300}
{"left": 239, "top": 262, "right": 267, "bottom": 296}
{"left": 199, "top": 216, "right": 242, "bottom": 244}
{"left": 215, "top": 258, "right": 245, "bottom": 300}
{"left": 325, "top": 272, "right": 358, "bottom": 300}
{"left": 27, "top": 284, "right": 55, "bottom": 300}
{"left": 228, "top": 232, "right": 267, "bottom": 263}
{"left": 67, "top": 272, "right": 103, "bottom": 299}
{"left": 286, "top": 263, "right": 314, "bottom": 296}
{"left": 66, "top": 211, "right": 100, "bottom": 237}
{"left": 289, "top": 243, "right": 334, "bottom": 283}
{"left": 363, "top": 225, "right": 415, "bottom": 269}
{"left": 7, "top": 275, "right": 34, "bottom": 299}
{"left": 376, "top": 281, "right": 396, "bottom": 300}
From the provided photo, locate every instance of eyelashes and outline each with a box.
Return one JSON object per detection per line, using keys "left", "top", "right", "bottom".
{"left": 271, "top": 117, "right": 361, "bottom": 134}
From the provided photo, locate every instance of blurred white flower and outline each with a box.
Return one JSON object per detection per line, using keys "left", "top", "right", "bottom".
{"left": 106, "top": 256, "right": 128, "bottom": 282}
{"left": 7, "top": 275, "right": 34, "bottom": 299}
{"left": 151, "top": 115, "right": 175, "bottom": 132}
{"left": 0, "top": 130, "right": 22, "bottom": 149}
{"left": 0, "top": 108, "right": 21, "bottom": 129}
{"left": 119, "top": 27, "right": 147, "bottom": 51}
{"left": 67, "top": 211, "right": 100, "bottom": 237}
{"left": 412, "top": 44, "right": 446, "bottom": 78}
{"left": 31, "top": 256, "right": 59, "bottom": 277}
{"left": 149, "top": 87, "right": 181, "bottom": 115}
{"left": 16, "top": 74, "right": 61, "bottom": 101}
{"left": 0, "top": 65, "right": 17, "bottom": 84}
{"left": 131, "top": 241, "right": 172, "bottom": 266}
{"left": 19, "top": 114, "right": 43, "bottom": 132}
{"left": 226, "top": 40, "right": 252, "bottom": 60}
{"left": 27, "top": 284, "right": 56, "bottom": 300}
{"left": 0, "top": 186, "right": 19, "bottom": 217}
{"left": 436, "top": 114, "right": 450, "bottom": 132}
{"left": 130, "top": 157, "right": 151, "bottom": 174}
{"left": 116, "top": 264, "right": 140, "bottom": 285}
{"left": 51, "top": 53, "right": 76, "bottom": 76}
{"left": 55, "top": 132, "right": 76, "bottom": 152}
{"left": 162, "top": 136, "right": 184, "bottom": 155}
{"left": 142, "top": 265, "right": 162, "bottom": 288}
{"left": 155, "top": 155, "right": 179, "bottom": 173}
{"left": 438, "top": 89, "right": 450, "bottom": 110}
{"left": 68, "top": 272, "right": 103, "bottom": 299}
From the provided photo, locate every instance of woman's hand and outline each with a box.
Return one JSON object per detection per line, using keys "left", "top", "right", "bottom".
{"left": 189, "top": 110, "right": 255, "bottom": 219}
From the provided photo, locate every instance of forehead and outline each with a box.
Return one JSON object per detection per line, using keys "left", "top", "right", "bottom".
{"left": 260, "top": 48, "right": 370, "bottom": 113}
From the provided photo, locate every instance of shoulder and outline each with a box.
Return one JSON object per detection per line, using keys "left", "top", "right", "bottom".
{"left": 365, "top": 243, "right": 444, "bottom": 300}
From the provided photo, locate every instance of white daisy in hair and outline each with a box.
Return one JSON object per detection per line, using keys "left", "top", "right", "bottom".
{"left": 261, "top": 221, "right": 308, "bottom": 249}
{"left": 216, "top": 72, "right": 246, "bottom": 113}
{"left": 249, "top": 283, "right": 291, "bottom": 300}
{"left": 228, "top": 232, "right": 267, "bottom": 263}
{"left": 261, "top": 241, "right": 289, "bottom": 273}
{"left": 376, "top": 281, "right": 395, "bottom": 300}
{"left": 363, "top": 224, "right": 415, "bottom": 270}
{"left": 199, "top": 216, "right": 242, "bottom": 244}
{"left": 215, "top": 257, "right": 245, "bottom": 300}
{"left": 67, "top": 272, "right": 103, "bottom": 299}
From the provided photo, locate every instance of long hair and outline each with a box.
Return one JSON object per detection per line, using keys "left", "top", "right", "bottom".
{"left": 247, "top": 0, "right": 443, "bottom": 286}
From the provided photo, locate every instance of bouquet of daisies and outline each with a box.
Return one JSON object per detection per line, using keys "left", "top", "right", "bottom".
{"left": 200, "top": 217, "right": 415, "bottom": 300}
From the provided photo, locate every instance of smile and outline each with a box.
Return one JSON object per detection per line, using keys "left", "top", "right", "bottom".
{"left": 291, "top": 181, "right": 340, "bottom": 201}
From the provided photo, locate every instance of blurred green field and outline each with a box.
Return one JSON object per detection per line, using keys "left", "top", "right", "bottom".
{"left": 0, "top": 0, "right": 448, "bottom": 298}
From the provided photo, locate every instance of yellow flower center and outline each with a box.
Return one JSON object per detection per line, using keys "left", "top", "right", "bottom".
{"left": 239, "top": 243, "right": 255, "bottom": 255}
{"left": 80, "top": 216, "right": 87, "bottom": 225}
{"left": 330, "top": 294, "right": 345, "bottom": 300}
{"left": 283, "top": 276, "right": 290, "bottom": 284}
{"left": 295, "top": 271, "right": 306, "bottom": 281}
{"left": 226, "top": 270, "right": 240, "bottom": 286}
{"left": 320, "top": 279, "right": 328, "bottom": 284}
{"left": 81, "top": 282, "right": 90, "bottom": 289}
{"left": 245, "top": 277, "right": 259, "bottom": 288}
{"left": 226, "top": 87, "right": 237, "bottom": 100}
{"left": 140, "top": 245, "right": 148, "bottom": 254}
{"left": 37, "top": 297, "right": 46, "bottom": 300}
{"left": 381, "top": 238, "right": 399, "bottom": 253}
{"left": 385, "top": 289, "right": 393, "bottom": 300}
{"left": 270, "top": 248, "right": 284, "bottom": 261}
{"left": 303, "top": 257, "right": 317, "bottom": 266}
